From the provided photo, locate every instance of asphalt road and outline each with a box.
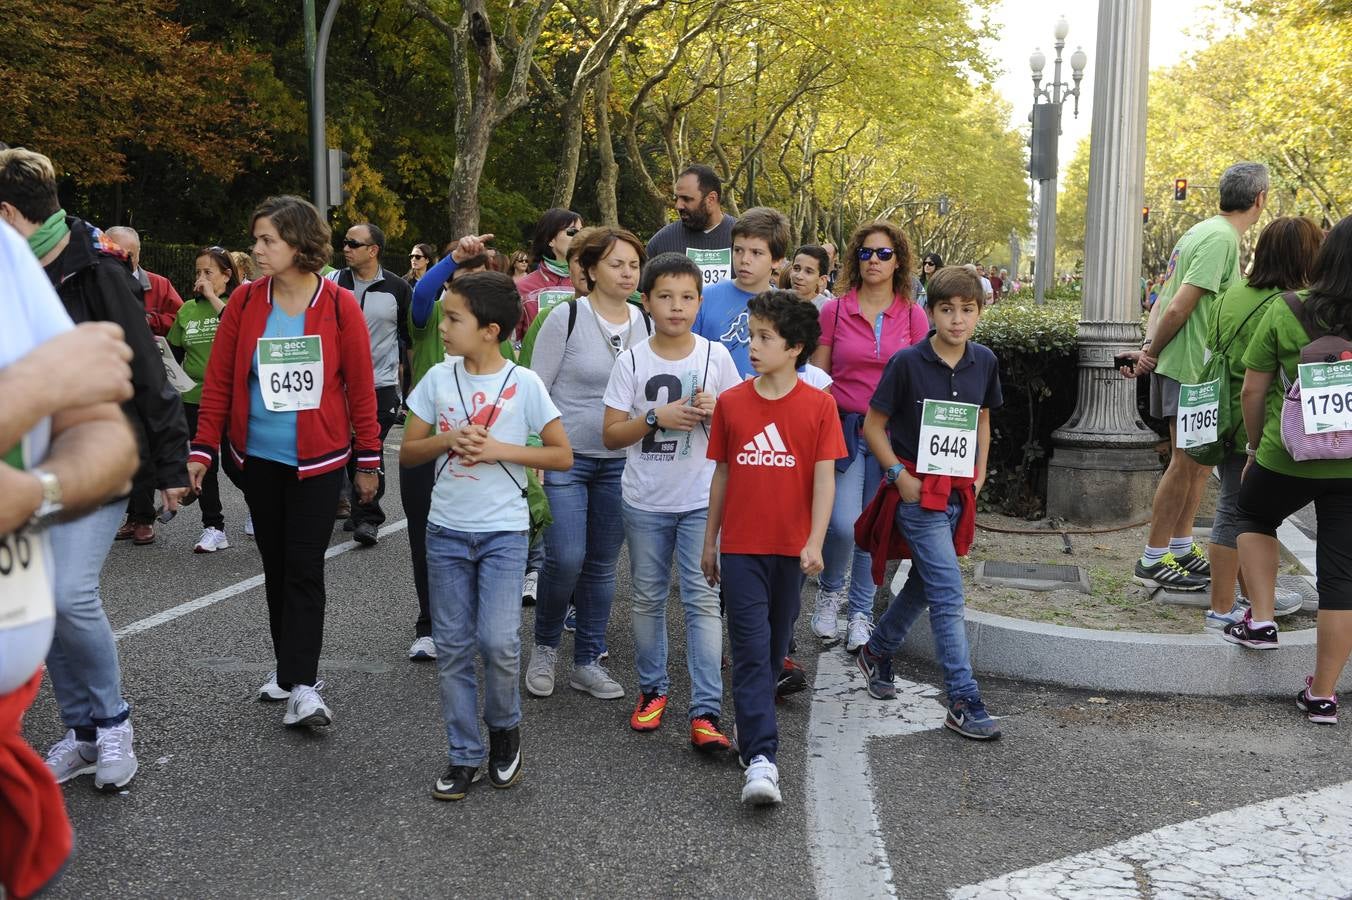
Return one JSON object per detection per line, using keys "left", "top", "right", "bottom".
{"left": 24, "top": 457, "right": 1352, "bottom": 899}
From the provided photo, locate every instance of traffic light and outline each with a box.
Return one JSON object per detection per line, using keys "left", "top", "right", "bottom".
{"left": 1142, "top": 206, "right": 1150, "bottom": 224}
{"left": 1174, "top": 178, "right": 1188, "bottom": 202}
{"left": 327, "top": 147, "right": 350, "bottom": 208}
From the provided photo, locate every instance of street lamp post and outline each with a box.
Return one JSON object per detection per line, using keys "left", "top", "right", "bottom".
{"left": 1028, "top": 17, "right": 1087, "bottom": 305}
{"left": 1045, "top": 0, "right": 1160, "bottom": 525}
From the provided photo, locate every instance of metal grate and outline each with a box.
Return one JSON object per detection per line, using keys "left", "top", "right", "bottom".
{"left": 980, "top": 562, "right": 1083, "bottom": 582}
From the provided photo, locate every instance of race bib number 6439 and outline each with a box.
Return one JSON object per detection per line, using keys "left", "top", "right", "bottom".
{"left": 257, "top": 336, "right": 324, "bottom": 412}
{"left": 916, "top": 399, "right": 979, "bottom": 477}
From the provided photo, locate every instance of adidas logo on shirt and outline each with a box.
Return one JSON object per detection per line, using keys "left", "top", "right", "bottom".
{"left": 736, "top": 423, "right": 797, "bottom": 468}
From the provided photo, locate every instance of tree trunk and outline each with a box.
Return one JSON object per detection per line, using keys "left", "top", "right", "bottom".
{"left": 595, "top": 68, "right": 619, "bottom": 226}
{"left": 551, "top": 90, "right": 588, "bottom": 209}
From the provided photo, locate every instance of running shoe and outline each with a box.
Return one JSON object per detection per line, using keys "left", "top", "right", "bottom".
{"left": 432, "top": 764, "right": 481, "bottom": 801}
{"left": 525, "top": 644, "right": 558, "bottom": 697}
{"left": 45, "top": 730, "right": 97, "bottom": 784}
{"left": 488, "top": 727, "right": 522, "bottom": 788}
{"left": 1204, "top": 605, "right": 1247, "bottom": 630}
{"left": 845, "top": 614, "right": 873, "bottom": 653}
{"left": 563, "top": 605, "right": 577, "bottom": 633}
{"left": 1174, "top": 545, "right": 1211, "bottom": 577}
{"left": 1296, "top": 676, "right": 1338, "bottom": 724}
{"left": 1223, "top": 611, "right": 1279, "bottom": 650}
{"left": 258, "top": 671, "right": 290, "bottom": 702}
{"left": 810, "top": 587, "right": 847, "bottom": 640}
{"left": 283, "top": 684, "right": 333, "bottom": 727}
{"left": 1133, "top": 554, "right": 1209, "bottom": 592}
{"left": 856, "top": 644, "right": 897, "bottom": 700}
{"left": 776, "top": 657, "right": 808, "bottom": 700}
{"left": 522, "top": 570, "right": 539, "bottom": 607}
{"left": 945, "top": 696, "right": 1001, "bottom": 740}
{"left": 741, "top": 755, "right": 782, "bottom": 805}
{"left": 408, "top": 636, "right": 437, "bottom": 661}
{"left": 193, "top": 527, "right": 230, "bottom": 553}
{"left": 690, "top": 715, "right": 731, "bottom": 753}
{"left": 630, "top": 692, "right": 668, "bottom": 732}
{"left": 568, "top": 663, "right": 624, "bottom": 700}
{"left": 94, "top": 720, "right": 138, "bottom": 791}
{"left": 1235, "top": 584, "right": 1306, "bottom": 617}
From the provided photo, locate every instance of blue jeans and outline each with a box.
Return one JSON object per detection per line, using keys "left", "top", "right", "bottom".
{"left": 425, "top": 524, "right": 529, "bottom": 767}
{"left": 46, "top": 501, "right": 130, "bottom": 733}
{"left": 867, "top": 499, "right": 979, "bottom": 703}
{"left": 535, "top": 456, "right": 626, "bottom": 664}
{"left": 622, "top": 502, "right": 722, "bottom": 719}
{"left": 821, "top": 442, "right": 883, "bottom": 619}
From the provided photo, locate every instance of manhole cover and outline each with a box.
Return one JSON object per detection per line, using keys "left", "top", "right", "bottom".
{"left": 974, "top": 561, "right": 1090, "bottom": 593}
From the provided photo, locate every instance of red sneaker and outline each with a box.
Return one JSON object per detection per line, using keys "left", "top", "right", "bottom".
{"left": 689, "top": 714, "right": 731, "bottom": 752}
{"left": 776, "top": 657, "right": 808, "bottom": 700}
{"left": 629, "top": 692, "right": 667, "bottom": 732}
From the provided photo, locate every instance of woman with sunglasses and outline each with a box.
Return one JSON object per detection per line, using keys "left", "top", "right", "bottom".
{"left": 168, "top": 246, "right": 244, "bottom": 552}
{"left": 809, "top": 221, "right": 929, "bottom": 652}
{"left": 509, "top": 250, "right": 530, "bottom": 279}
{"left": 918, "top": 252, "right": 943, "bottom": 307}
{"left": 515, "top": 208, "right": 583, "bottom": 340}
{"left": 405, "top": 243, "right": 436, "bottom": 286}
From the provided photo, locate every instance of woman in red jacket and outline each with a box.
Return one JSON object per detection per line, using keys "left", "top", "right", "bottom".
{"left": 186, "top": 196, "right": 381, "bottom": 729}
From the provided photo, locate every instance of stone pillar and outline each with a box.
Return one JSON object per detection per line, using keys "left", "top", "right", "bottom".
{"left": 1046, "top": 0, "right": 1161, "bottom": 526}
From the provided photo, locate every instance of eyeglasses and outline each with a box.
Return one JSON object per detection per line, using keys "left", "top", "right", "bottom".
{"left": 342, "top": 239, "right": 373, "bottom": 250}
{"left": 857, "top": 247, "right": 896, "bottom": 261}
{"left": 409, "top": 253, "right": 425, "bottom": 260}
{"left": 565, "top": 227, "right": 580, "bottom": 237}
{"left": 923, "top": 260, "right": 936, "bottom": 267}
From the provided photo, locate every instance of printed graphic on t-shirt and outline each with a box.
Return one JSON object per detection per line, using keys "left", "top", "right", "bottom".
{"left": 182, "top": 315, "right": 219, "bottom": 346}
{"left": 437, "top": 381, "right": 519, "bottom": 480}
{"left": 720, "top": 310, "right": 751, "bottom": 349}
{"left": 736, "top": 422, "right": 797, "bottom": 467}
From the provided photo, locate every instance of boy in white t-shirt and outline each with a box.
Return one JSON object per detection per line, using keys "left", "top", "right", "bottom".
{"left": 602, "top": 253, "right": 741, "bottom": 751}
{"left": 400, "top": 272, "right": 573, "bottom": 802}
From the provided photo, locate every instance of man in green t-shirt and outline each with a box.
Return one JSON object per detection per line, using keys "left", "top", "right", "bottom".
{"left": 1123, "top": 162, "right": 1269, "bottom": 592}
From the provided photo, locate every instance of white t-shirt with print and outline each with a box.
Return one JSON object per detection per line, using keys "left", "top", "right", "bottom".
{"left": 406, "top": 358, "right": 561, "bottom": 532}
{"left": 603, "top": 335, "right": 741, "bottom": 512}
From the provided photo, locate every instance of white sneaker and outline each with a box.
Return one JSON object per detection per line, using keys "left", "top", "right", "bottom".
{"left": 193, "top": 526, "right": 230, "bottom": 553}
{"left": 283, "top": 684, "right": 332, "bottom": 727}
{"left": 45, "top": 729, "right": 97, "bottom": 784}
{"left": 258, "top": 671, "right": 291, "bottom": 701}
{"left": 522, "top": 570, "right": 539, "bottom": 605}
{"left": 94, "top": 720, "right": 138, "bottom": 791}
{"left": 845, "top": 614, "right": 873, "bottom": 653}
{"left": 525, "top": 644, "right": 558, "bottom": 697}
{"left": 741, "top": 755, "right": 782, "bottom": 805}
{"left": 408, "top": 636, "right": 437, "bottom": 660}
{"left": 811, "top": 588, "right": 847, "bottom": 640}
{"left": 568, "top": 663, "right": 625, "bottom": 700}
{"left": 1236, "top": 585, "right": 1306, "bottom": 617}
{"left": 244, "top": 515, "right": 255, "bottom": 537}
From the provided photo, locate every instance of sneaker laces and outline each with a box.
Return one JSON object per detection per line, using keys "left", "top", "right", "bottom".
{"left": 815, "top": 589, "right": 844, "bottom": 617}
{"left": 961, "top": 697, "right": 989, "bottom": 719}
{"left": 533, "top": 644, "right": 558, "bottom": 668}
{"left": 97, "top": 723, "right": 131, "bottom": 763}
{"left": 47, "top": 730, "right": 84, "bottom": 761}
{"left": 1158, "top": 553, "right": 1193, "bottom": 575}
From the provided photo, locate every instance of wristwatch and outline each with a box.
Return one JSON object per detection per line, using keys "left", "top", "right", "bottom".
{"left": 644, "top": 409, "right": 660, "bottom": 432}
{"left": 26, "top": 467, "right": 64, "bottom": 531}
{"left": 884, "top": 462, "right": 905, "bottom": 484}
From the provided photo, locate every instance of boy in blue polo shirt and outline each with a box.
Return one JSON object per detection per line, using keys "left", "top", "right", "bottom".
{"left": 855, "top": 267, "right": 1004, "bottom": 740}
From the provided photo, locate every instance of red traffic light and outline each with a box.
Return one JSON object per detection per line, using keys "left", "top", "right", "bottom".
{"left": 1174, "top": 178, "right": 1188, "bottom": 201}
{"left": 1142, "top": 205, "right": 1150, "bottom": 223}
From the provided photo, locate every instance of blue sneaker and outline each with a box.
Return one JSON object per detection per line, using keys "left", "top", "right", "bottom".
{"left": 945, "top": 696, "right": 1001, "bottom": 740}
{"left": 855, "top": 644, "right": 896, "bottom": 700}
{"left": 1205, "top": 605, "right": 1247, "bottom": 630}
{"left": 563, "top": 605, "right": 576, "bottom": 633}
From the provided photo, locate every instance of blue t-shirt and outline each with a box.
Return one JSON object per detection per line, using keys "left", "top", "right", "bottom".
{"left": 692, "top": 279, "right": 757, "bottom": 377}
{"left": 869, "top": 338, "right": 1003, "bottom": 463}
{"left": 406, "top": 358, "right": 562, "bottom": 532}
{"left": 246, "top": 304, "right": 305, "bottom": 466}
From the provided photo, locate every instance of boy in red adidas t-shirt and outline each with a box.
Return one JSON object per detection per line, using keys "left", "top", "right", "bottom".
{"left": 702, "top": 290, "right": 845, "bottom": 806}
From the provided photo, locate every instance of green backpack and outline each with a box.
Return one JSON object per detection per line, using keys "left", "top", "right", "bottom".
{"left": 1183, "top": 290, "right": 1279, "bottom": 465}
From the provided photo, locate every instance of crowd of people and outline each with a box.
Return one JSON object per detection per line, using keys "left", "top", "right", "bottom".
{"left": 2, "top": 146, "right": 1351, "bottom": 892}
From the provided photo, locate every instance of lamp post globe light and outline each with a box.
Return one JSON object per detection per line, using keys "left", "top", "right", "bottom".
{"left": 1044, "top": 0, "right": 1162, "bottom": 525}
{"left": 1028, "top": 16, "right": 1087, "bottom": 304}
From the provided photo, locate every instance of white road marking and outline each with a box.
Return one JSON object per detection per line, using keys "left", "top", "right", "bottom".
{"left": 113, "top": 519, "right": 409, "bottom": 640}
{"left": 806, "top": 645, "right": 948, "bottom": 899}
{"left": 950, "top": 780, "right": 1352, "bottom": 899}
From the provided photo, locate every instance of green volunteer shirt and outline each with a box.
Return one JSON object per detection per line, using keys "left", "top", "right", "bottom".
{"left": 1213, "top": 280, "right": 1284, "bottom": 451}
{"left": 1241, "top": 290, "right": 1352, "bottom": 479}
{"left": 1155, "top": 215, "right": 1241, "bottom": 384}
{"left": 407, "top": 301, "right": 514, "bottom": 390}
{"left": 166, "top": 297, "right": 223, "bottom": 404}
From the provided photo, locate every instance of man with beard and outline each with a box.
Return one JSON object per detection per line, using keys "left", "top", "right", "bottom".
{"left": 646, "top": 164, "right": 737, "bottom": 288}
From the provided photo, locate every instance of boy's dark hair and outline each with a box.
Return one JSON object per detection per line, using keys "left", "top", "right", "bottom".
{"left": 680, "top": 164, "right": 722, "bottom": 199}
{"left": 640, "top": 252, "right": 703, "bottom": 295}
{"left": 793, "top": 245, "right": 831, "bottom": 276}
{"left": 747, "top": 289, "right": 820, "bottom": 367}
{"left": 926, "top": 266, "right": 984, "bottom": 306}
{"left": 0, "top": 147, "right": 61, "bottom": 223}
{"left": 448, "top": 271, "right": 523, "bottom": 338}
{"left": 732, "top": 207, "right": 791, "bottom": 261}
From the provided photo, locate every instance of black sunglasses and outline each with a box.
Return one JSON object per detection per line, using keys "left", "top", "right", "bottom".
{"left": 565, "top": 227, "right": 580, "bottom": 237}
{"left": 342, "top": 239, "right": 374, "bottom": 249}
{"left": 857, "top": 247, "right": 896, "bottom": 261}
{"left": 409, "top": 253, "right": 426, "bottom": 259}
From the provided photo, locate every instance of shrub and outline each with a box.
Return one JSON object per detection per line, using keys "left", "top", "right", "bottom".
{"left": 973, "top": 300, "right": 1082, "bottom": 517}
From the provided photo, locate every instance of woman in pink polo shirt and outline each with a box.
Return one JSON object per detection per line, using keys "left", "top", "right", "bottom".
{"left": 808, "top": 220, "right": 929, "bottom": 651}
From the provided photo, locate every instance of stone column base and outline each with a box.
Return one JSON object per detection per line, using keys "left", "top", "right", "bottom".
{"left": 1046, "top": 446, "right": 1161, "bottom": 526}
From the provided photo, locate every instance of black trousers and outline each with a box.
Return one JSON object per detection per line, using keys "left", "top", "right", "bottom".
{"left": 345, "top": 385, "right": 401, "bottom": 527}
{"left": 182, "top": 403, "right": 245, "bottom": 530}
{"left": 125, "top": 428, "right": 157, "bottom": 525}
{"left": 243, "top": 457, "right": 343, "bottom": 687}
{"left": 399, "top": 459, "right": 435, "bottom": 637}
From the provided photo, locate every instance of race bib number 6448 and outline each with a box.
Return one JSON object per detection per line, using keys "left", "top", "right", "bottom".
{"left": 916, "top": 399, "right": 979, "bottom": 478}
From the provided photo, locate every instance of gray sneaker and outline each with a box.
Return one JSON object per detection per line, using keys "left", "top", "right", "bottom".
{"left": 845, "top": 614, "right": 873, "bottom": 653}
{"left": 94, "top": 720, "right": 138, "bottom": 792}
{"left": 45, "top": 729, "right": 97, "bottom": 784}
{"left": 1236, "top": 585, "right": 1306, "bottom": 617}
{"left": 568, "top": 663, "right": 625, "bottom": 700}
{"left": 526, "top": 644, "right": 558, "bottom": 697}
{"left": 810, "top": 588, "right": 847, "bottom": 640}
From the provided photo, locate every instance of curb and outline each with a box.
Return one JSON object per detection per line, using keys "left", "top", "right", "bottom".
{"left": 895, "top": 521, "right": 1338, "bottom": 697}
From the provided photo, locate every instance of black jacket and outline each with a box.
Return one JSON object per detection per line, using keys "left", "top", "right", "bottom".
{"left": 45, "top": 217, "right": 188, "bottom": 490}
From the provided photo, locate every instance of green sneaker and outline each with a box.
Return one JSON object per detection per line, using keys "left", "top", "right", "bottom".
{"left": 1134, "top": 553, "right": 1209, "bottom": 591}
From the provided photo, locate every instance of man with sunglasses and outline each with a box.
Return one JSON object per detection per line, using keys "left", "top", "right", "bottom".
{"left": 647, "top": 164, "right": 738, "bottom": 288}
{"left": 327, "top": 223, "right": 412, "bottom": 546}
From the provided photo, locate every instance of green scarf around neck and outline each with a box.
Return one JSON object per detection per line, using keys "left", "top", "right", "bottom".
{"left": 27, "top": 210, "right": 70, "bottom": 259}
{"left": 541, "top": 256, "right": 569, "bottom": 278}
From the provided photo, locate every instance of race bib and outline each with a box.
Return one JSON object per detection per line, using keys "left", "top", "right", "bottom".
{"left": 536, "top": 290, "right": 573, "bottom": 313}
{"left": 686, "top": 248, "right": 731, "bottom": 286}
{"left": 916, "top": 400, "right": 978, "bottom": 477}
{"left": 154, "top": 335, "right": 197, "bottom": 394}
{"left": 1298, "top": 361, "right": 1352, "bottom": 435}
{"left": 257, "top": 336, "right": 323, "bottom": 412}
{"left": 0, "top": 527, "right": 52, "bottom": 631}
{"left": 1176, "top": 378, "right": 1221, "bottom": 448}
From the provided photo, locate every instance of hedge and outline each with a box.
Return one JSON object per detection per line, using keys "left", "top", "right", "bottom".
{"left": 972, "top": 298, "right": 1082, "bottom": 517}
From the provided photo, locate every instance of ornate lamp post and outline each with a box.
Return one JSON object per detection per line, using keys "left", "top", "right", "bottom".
{"left": 1029, "top": 17, "right": 1087, "bottom": 304}
{"left": 1045, "top": 0, "right": 1161, "bottom": 525}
